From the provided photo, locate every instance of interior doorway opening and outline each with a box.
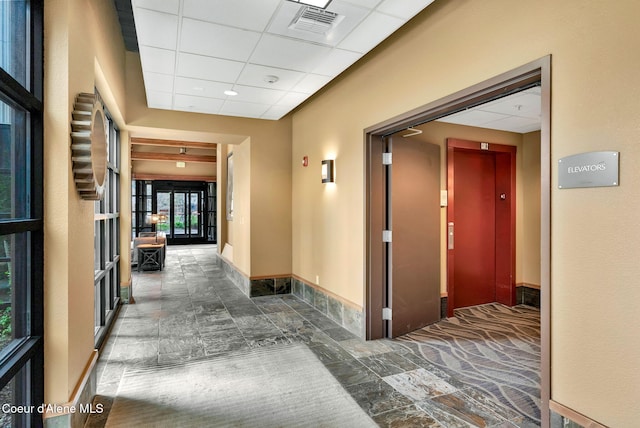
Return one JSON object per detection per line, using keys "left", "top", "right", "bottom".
{"left": 365, "top": 56, "right": 550, "bottom": 423}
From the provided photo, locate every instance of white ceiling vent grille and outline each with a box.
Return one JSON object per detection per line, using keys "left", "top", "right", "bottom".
{"left": 289, "top": 6, "right": 343, "bottom": 34}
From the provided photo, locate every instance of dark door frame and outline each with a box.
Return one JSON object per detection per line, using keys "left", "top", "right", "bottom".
{"left": 365, "top": 56, "right": 551, "bottom": 425}
{"left": 152, "top": 180, "right": 209, "bottom": 245}
{"left": 446, "top": 139, "right": 517, "bottom": 316}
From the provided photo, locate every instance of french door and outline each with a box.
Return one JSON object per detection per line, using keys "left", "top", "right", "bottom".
{"left": 153, "top": 181, "right": 208, "bottom": 245}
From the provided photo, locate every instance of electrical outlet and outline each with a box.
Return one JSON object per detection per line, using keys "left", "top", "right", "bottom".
{"left": 316, "top": 275, "right": 320, "bottom": 285}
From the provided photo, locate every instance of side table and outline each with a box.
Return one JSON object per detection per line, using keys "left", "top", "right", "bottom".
{"left": 137, "top": 243, "right": 164, "bottom": 272}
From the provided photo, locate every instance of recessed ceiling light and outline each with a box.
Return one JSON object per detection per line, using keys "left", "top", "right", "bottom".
{"left": 224, "top": 90, "right": 238, "bottom": 96}
{"left": 287, "top": 0, "right": 332, "bottom": 8}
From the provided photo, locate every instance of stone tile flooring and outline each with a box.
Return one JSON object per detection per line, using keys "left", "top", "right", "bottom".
{"left": 90, "top": 245, "right": 537, "bottom": 427}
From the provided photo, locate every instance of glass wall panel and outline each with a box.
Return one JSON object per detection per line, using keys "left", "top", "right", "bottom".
{"left": 0, "top": 1, "right": 28, "bottom": 87}
{"left": 0, "top": 98, "right": 29, "bottom": 221}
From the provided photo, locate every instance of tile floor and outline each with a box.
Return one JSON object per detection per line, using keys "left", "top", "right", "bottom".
{"left": 90, "top": 245, "right": 539, "bottom": 427}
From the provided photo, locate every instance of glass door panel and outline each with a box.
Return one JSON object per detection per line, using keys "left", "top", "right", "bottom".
{"left": 156, "top": 191, "right": 171, "bottom": 237}
{"left": 190, "top": 191, "right": 203, "bottom": 237}
{"left": 173, "top": 192, "right": 187, "bottom": 237}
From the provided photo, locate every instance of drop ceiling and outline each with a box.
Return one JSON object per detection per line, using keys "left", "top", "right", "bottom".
{"left": 436, "top": 87, "right": 542, "bottom": 133}
{"left": 130, "top": 0, "right": 437, "bottom": 120}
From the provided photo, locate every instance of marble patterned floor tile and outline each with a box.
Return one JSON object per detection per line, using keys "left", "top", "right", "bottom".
{"left": 196, "top": 317, "right": 237, "bottom": 333}
{"left": 158, "top": 335, "right": 202, "bottom": 355}
{"left": 324, "top": 358, "right": 379, "bottom": 387}
{"left": 338, "top": 337, "right": 394, "bottom": 358}
{"left": 345, "top": 379, "right": 414, "bottom": 417}
{"left": 373, "top": 404, "right": 444, "bottom": 428}
{"left": 383, "top": 368, "right": 459, "bottom": 401}
{"left": 323, "top": 327, "right": 358, "bottom": 342}
{"left": 157, "top": 347, "right": 207, "bottom": 364}
{"left": 309, "top": 341, "right": 356, "bottom": 364}
{"left": 245, "top": 334, "right": 291, "bottom": 349}
{"left": 301, "top": 311, "right": 343, "bottom": 331}
{"left": 358, "top": 351, "right": 420, "bottom": 377}
{"left": 225, "top": 303, "right": 263, "bottom": 318}
{"left": 252, "top": 296, "right": 295, "bottom": 314}
{"left": 201, "top": 332, "right": 249, "bottom": 357}
{"left": 417, "top": 390, "right": 509, "bottom": 427}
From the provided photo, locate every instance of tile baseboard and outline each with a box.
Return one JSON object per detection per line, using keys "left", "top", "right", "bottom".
{"left": 291, "top": 277, "right": 364, "bottom": 339}
{"left": 516, "top": 283, "right": 541, "bottom": 308}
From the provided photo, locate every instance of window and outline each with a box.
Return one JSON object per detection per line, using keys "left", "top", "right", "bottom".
{"left": 93, "top": 93, "right": 120, "bottom": 349}
{"left": 0, "top": 1, "right": 45, "bottom": 426}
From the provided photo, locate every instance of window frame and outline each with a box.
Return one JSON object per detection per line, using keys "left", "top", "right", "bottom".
{"left": 93, "top": 93, "right": 121, "bottom": 349}
{"left": 0, "top": 0, "right": 45, "bottom": 426}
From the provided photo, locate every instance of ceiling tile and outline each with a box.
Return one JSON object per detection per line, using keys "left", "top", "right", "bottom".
{"left": 146, "top": 90, "right": 173, "bottom": 109}
{"left": 219, "top": 100, "right": 271, "bottom": 118}
{"left": 143, "top": 71, "right": 174, "bottom": 92}
{"left": 338, "top": 0, "right": 381, "bottom": 8}
{"left": 276, "top": 92, "right": 311, "bottom": 108}
{"left": 231, "top": 85, "right": 287, "bottom": 104}
{"left": 237, "top": 64, "right": 306, "bottom": 91}
{"left": 174, "top": 94, "right": 225, "bottom": 114}
{"left": 176, "top": 53, "right": 244, "bottom": 82}
{"left": 377, "top": 0, "right": 435, "bottom": 19}
{"left": 292, "top": 74, "right": 333, "bottom": 94}
{"left": 338, "top": 11, "right": 404, "bottom": 53}
{"left": 139, "top": 46, "right": 176, "bottom": 74}
{"left": 180, "top": 19, "right": 261, "bottom": 62}
{"left": 133, "top": 8, "right": 178, "bottom": 50}
{"left": 312, "top": 49, "right": 362, "bottom": 76}
{"left": 174, "top": 77, "right": 230, "bottom": 98}
{"left": 261, "top": 105, "right": 293, "bottom": 120}
{"left": 249, "top": 34, "right": 332, "bottom": 72}
{"left": 133, "top": 0, "right": 180, "bottom": 14}
{"left": 182, "top": 0, "right": 280, "bottom": 32}
{"left": 438, "top": 110, "right": 508, "bottom": 127}
{"left": 483, "top": 116, "right": 541, "bottom": 133}
{"left": 480, "top": 91, "right": 541, "bottom": 119}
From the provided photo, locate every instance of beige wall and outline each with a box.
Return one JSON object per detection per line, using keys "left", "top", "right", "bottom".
{"left": 291, "top": 0, "right": 640, "bottom": 425}
{"left": 44, "top": 0, "right": 128, "bottom": 404}
{"left": 522, "top": 131, "right": 542, "bottom": 286}
{"left": 132, "top": 160, "right": 216, "bottom": 179}
{"left": 44, "top": 0, "right": 293, "bottom": 406}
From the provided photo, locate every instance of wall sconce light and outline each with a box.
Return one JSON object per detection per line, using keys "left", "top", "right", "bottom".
{"left": 321, "top": 159, "right": 335, "bottom": 183}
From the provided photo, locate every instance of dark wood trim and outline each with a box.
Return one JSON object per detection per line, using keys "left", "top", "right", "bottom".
{"left": 133, "top": 173, "right": 216, "bottom": 182}
{"left": 0, "top": 68, "right": 43, "bottom": 112}
{"left": 131, "top": 137, "right": 217, "bottom": 150}
{"left": 0, "top": 219, "right": 42, "bottom": 235}
{"left": 131, "top": 152, "right": 217, "bottom": 163}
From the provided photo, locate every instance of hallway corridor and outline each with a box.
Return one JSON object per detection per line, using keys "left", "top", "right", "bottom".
{"left": 88, "top": 246, "right": 539, "bottom": 427}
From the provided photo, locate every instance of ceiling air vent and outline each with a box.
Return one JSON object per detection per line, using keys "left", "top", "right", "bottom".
{"left": 289, "top": 6, "right": 343, "bottom": 34}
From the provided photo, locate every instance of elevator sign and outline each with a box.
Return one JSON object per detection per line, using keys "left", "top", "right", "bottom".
{"left": 558, "top": 151, "right": 619, "bottom": 189}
